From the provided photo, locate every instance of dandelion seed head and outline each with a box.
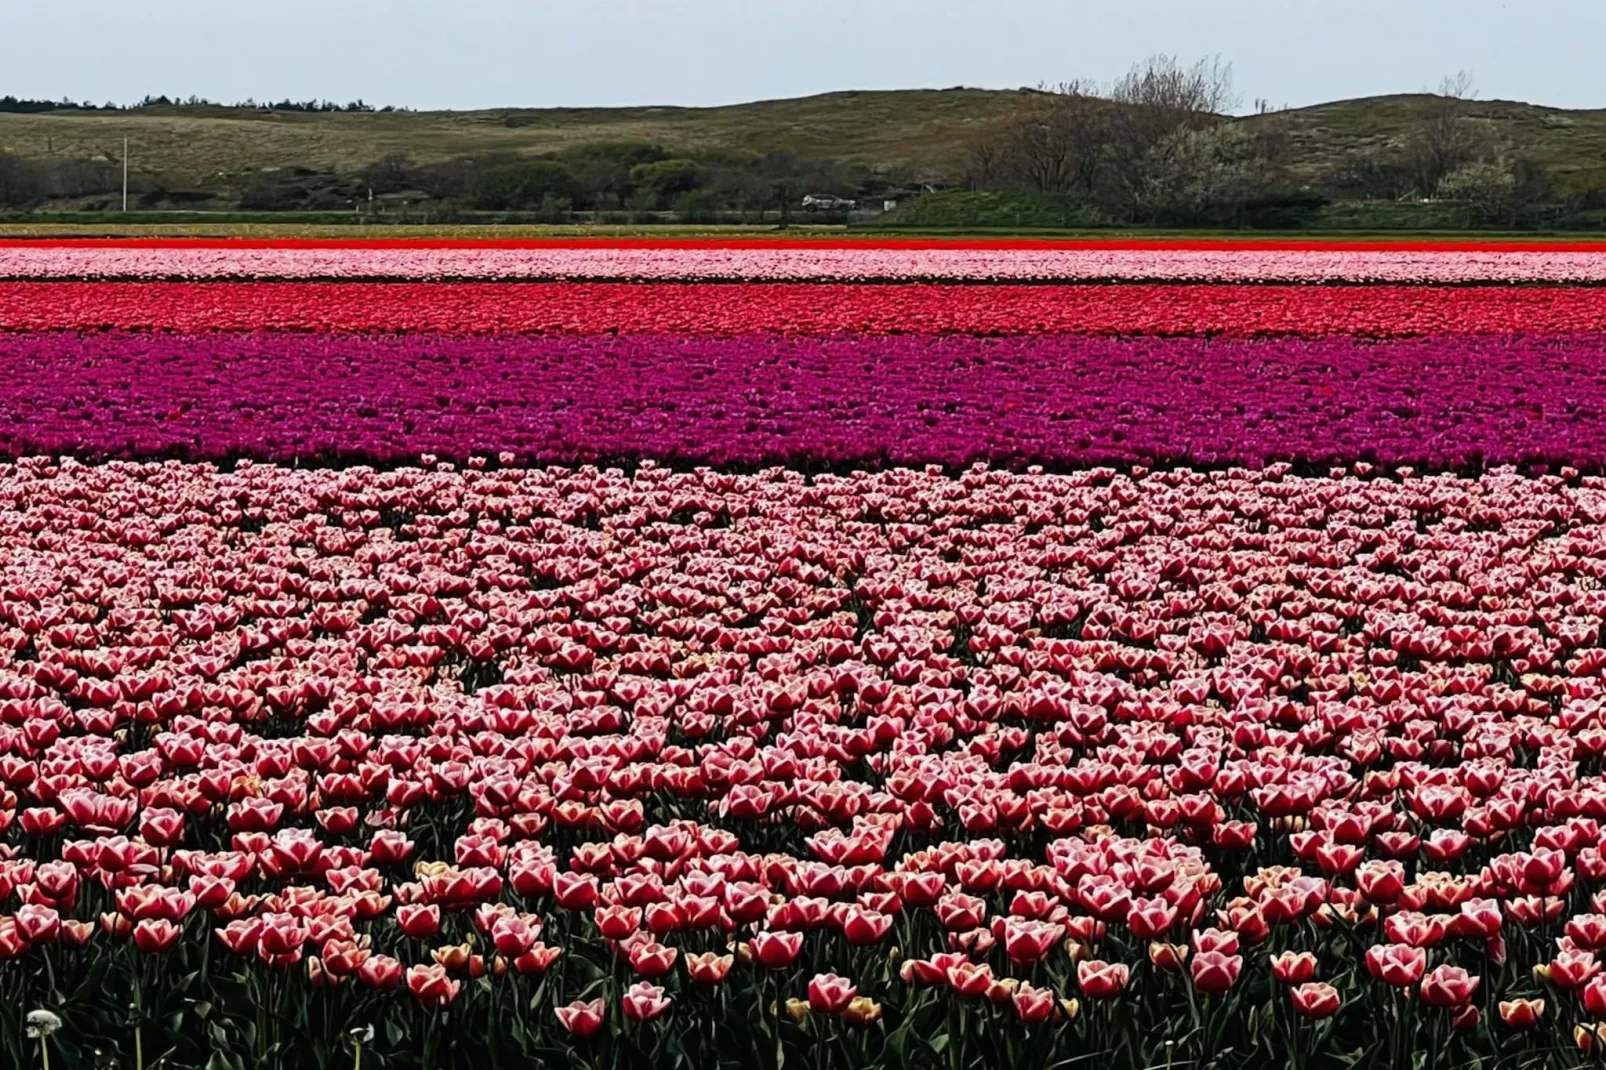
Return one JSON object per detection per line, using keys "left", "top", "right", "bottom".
{"left": 26, "top": 1009, "right": 61, "bottom": 1038}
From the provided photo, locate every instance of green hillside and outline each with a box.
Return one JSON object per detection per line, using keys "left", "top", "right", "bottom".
{"left": 1271, "top": 94, "right": 1606, "bottom": 195}
{"left": 0, "top": 90, "right": 1031, "bottom": 195}
{"left": 3, "top": 88, "right": 1605, "bottom": 217}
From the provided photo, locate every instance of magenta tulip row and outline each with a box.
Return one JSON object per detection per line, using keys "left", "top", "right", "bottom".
{"left": 0, "top": 331, "right": 1603, "bottom": 468}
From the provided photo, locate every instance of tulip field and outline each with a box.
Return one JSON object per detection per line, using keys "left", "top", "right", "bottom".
{"left": 8, "top": 238, "right": 1606, "bottom": 1069}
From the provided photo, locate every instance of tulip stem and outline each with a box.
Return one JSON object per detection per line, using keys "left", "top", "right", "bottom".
{"left": 131, "top": 954, "right": 144, "bottom": 1070}
{"left": 352, "top": 1040, "right": 361, "bottom": 1070}
{"left": 38, "top": 1036, "right": 49, "bottom": 1070}
{"left": 488, "top": 976, "right": 498, "bottom": 1067}
{"left": 773, "top": 973, "right": 783, "bottom": 1070}
{"left": 946, "top": 996, "right": 958, "bottom": 1070}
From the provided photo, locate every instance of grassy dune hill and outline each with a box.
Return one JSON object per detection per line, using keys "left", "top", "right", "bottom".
{"left": 4, "top": 89, "right": 1606, "bottom": 204}
{"left": 1271, "top": 94, "right": 1606, "bottom": 194}
{"left": 0, "top": 90, "right": 1032, "bottom": 193}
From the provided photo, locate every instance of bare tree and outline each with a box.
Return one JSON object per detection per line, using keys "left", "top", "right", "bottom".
{"left": 1403, "top": 71, "right": 1487, "bottom": 197}
{"left": 966, "top": 83, "right": 1111, "bottom": 196}
{"left": 1108, "top": 54, "right": 1238, "bottom": 116}
{"left": 1438, "top": 71, "right": 1477, "bottom": 102}
{"left": 1101, "top": 55, "right": 1237, "bottom": 217}
{"left": 962, "top": 125, "right": 1017, "bottom": 191}
{"left": 1021, "top": 84, "right": 1113, "bottom": 194}
{"left": 962, "top": 54, "right": 1260, "bottom": 222}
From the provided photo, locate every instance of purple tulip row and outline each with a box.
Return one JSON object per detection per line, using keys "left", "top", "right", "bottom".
{"left": 3, "top": 331, "right": 1606, "bottom": 468}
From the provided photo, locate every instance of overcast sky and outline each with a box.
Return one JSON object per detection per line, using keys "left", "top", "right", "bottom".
{"left": 8, "top": 0, "right": 1602, "bottom": 113}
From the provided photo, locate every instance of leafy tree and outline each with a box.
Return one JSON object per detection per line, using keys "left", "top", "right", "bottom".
{"left": 358, "top": 154, "right": 416, "bottom": 196}
{"left": 0, "top": 153, "right": 44, "bottom": 207}
{"left": 556, "top": 143, "right": 671, "bottom": 204}
{"left": 673, "top": 188, "right": 722, "bottom": 223}
{"left": 1437, "top": 156, "right": 1550, "bottom": 225}
{"left": 472, "top": 161, "right": 579, "bottom": 211}
{"left": 627, "top": 158, "right": 703, "bottom": 206}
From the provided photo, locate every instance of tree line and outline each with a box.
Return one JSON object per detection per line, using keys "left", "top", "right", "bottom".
{"left": 0, "top": 95, "right": 397, "bottom": 113}
{"left": 236, "top": 144, "right": 875, "bottom": 220}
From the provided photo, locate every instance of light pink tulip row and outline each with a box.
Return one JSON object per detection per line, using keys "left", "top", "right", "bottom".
{"left": 3, "top": 245, "right": 1606, "bottom": 282}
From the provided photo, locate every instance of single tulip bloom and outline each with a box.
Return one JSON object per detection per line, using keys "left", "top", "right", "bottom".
{"left": 1270, "top": 951, "right": 1317, "bottom": 985}
{"left": 358, "top": 955, "right": 403, "bottom": 990}
{"left": 627, "top": 940, "right": 678, "bottom": 978}
{"left": 1012, "top": 983, "right": 1057, "bottom": 1024}
{"left": 1420, "top": 965, "right": 1480, "bottom": 1008}
{"left": 621, "top": 981, "right": 671, "bottom": 1023}
{"left": 16, "top": 904, "right": 60, "bottom": 944}
{"left": 1002, "top": 918, "right": 1063, "bottom": 966}
{"left": 1498, "top": 998, "right": 1543, "bottom": 1030}
{"left": 1125, "top": 896, "right": 1177, "bottom": 940}
{"left": 396, "top": 904, "right": 440, "bottom": 940}
{"left": 1190, "top": 928, "right": 1239, "bottom": 956}
{"left": 685, "top": 951, "right": 733, "bottom": 985}
{"left": 1549, "top": 947, "right": 1600, "bottom": 990}
{"left": 1191, "top": 951, "right": 1243, "bottom": 996}
{"left": 1365, "top": 943, "right": 1426, "bottom": 987}
{"left": 946, "top": 961, "right": 995, "bottom": 998}
{"left": 1458, "top": 898, "right": 1502, "bottom": 939}
{"left": 557, "top": 998, "right": 606, "bottom": 1037}
{"left": 1355, "top": 860, "right": 1405, "bottom": 904}
{"left": 842, "top": 907, "right": 893, "bottom": 946}
{"left": 842, "top": 996, "right": 882, "bottom": 1027}
{"left": 491, "top": 916, "right": 539, "bottom": 958}
{"left": 1077, "top": 960, "right": 1130, "bottom": 1000}
{"left": 1583, "top": 975, "right": 1606, "bottom": 1018}
{"left": 750, "top": 930, "right": 804, "bottom": 969}
{"left": 553, "top": 872, "right": 600, "bottom": 910}
{"left": 133, "top": 918, "right": 181, "bottom": 954}
{"left": 808, "top": 972, "right": 858, "bottom": 1015}
{"left": 594, "top": 904, "right": 643, "bottom": 940}
{"left": 1290, "top": 982, "right": 1340, "bottom": 1019}
{"left": 406, "top": 964, "right": 461, "bottom": 1010}
{"left": 59, "top": 920, "right": 94, "bottom": 949}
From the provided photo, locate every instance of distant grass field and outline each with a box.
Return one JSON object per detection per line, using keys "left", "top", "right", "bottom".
{"left": 0, "top": 222, "right": 829, "bottom": 238}
{"left": 3, "top": 221, "right": 1603, "bottom": 242}
{"left": 5, "top": 90, "right": 1606, "bottom": 198}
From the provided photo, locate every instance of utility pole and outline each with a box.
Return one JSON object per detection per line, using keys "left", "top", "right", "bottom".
{"left": 122, "top": 137, "right": 128, "bottom": 212}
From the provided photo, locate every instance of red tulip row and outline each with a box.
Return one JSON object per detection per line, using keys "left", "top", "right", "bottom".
{"left": 0, "top": 458, "right": 1603, "bottom": 1066}
{"left": 4, "top": 281, "right": 1606, "bottom": 334}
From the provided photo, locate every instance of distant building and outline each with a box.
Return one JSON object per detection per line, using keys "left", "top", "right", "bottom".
{"left": 801, "top": 194, "right": 857, "bottom": 211}
{"left": 870, "top": 186, "right": 934, "bottom": 215}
